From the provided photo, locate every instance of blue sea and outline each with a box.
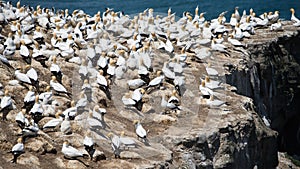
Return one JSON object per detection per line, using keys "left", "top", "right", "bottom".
{"left": 10, "top": 0, "right": 300, "bottom": 20}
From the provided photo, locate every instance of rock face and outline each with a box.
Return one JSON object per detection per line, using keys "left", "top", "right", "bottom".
{"left": 226, "top": 29, "right": 300, "bottom": 156}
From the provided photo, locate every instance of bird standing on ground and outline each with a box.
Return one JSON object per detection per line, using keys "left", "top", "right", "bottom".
{"left": 10, "top": 137, "right": 24, "bottom": 163}
{"left": 1, "top": 90, "right": 14, "bottom": 120}
{"left": 133, "top": 120, "right": 147, "bottom": 142}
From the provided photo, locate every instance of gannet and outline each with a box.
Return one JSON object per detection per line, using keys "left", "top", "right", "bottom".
{"left": 0, "top": 54, "right": 14, "bottom": 69}
{"left": 119, "top": 131, "right": 136, "bottom": 149}
{"left": 268, "top": 11, "right": 279, "bottom": 23}
{"left": 122, "top": 88, "right": 145, "bottom": 111}
{"left": 133, "top": 120, "right": 147, "bottom": 142}
{"left": 127, "top": 79, "right": 146, "bottom": 90}
{"left": 203, "top": 76, "right": 222, "bottom": 90}
{"left": 79, "top": 59, "right": 88, "bottom": 80}
{"left": 50, "top": 56, "right": 63, "bottom": 83}
{"left": 63, "top": 100, "right": 77, "bottom": 120}
{"left": 1, "top": 90, "right": 14, "bottom": 120}
{"left": 97, "top": 70, "right": 111, "bottom": 100}
{"left": 62, "top": 141, "right": 86, "bottom": 159}
{"left": 107, "top": 132, "right": 121, "bottom": 158}
{"left": 228, "top": 34, "right": 245, "bottom": 47}
{"left": 19, "top": 40, "right": 30, "bottom": 63}
{"left": 23, "top": 86, "right": 35, "bottom": 112}
{"left": 290, "top": 8, "right": 300, "bottom": 26}
{"left": 199, "top": 81, "right": 213, "bottom": 99}
{"left": 83, "top": 130, "right": 95, "bottom": 160}
{"left": 211, "top": 39, "right": 228, "bottom": 54}
{"left": 82, "top": 79, "right": 93, "bottom": 102}
{"left": 29, "top": 95, "right": 44, "bottom": 123}
{"left": 60, "top": 115, "right": 72, "bottom": 134}
{"left": 25, "top": 65, "right": 39, "bottom": 92}
{"left": 202, "top": 95, "right": 226, "bottom": 108}
{"left": 234, "top": 7, "right": 240, "bottom": 21}
{"left": 229, "top": 14, "right": 237, "bottom": 27}
{"left": 50, "top": 76, "right": 71, "bottom": 98}
{"left": 42, "top": 110, "right": 63, "bottom": 130}
{"left": 10, "top": 137, "right": 24, "bottom": 163}
{"left": 39, "top": 86, "right": 53, "bottom": 104}
{"left": 15, "top": 109, "right": 29, "bottom": 129}
{"left": 270, "top": 19, "right": 282, "bottom": 31}
{"left": 147, "top": 71, "right": 164, "bottom": 91}
{"left": 76, "top": 91, "right": 87, "bottom": 113}
{"left": 22, "top": 117, "right": 39, "bottom": 137}
{"left": 161, "top": 94, "right": 180, "bottom": 112}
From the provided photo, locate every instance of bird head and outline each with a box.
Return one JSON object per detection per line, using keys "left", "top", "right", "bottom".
{"left": 51, "top": 76, "right": 57, "bottom": 82}
{"left": 205, "top": 76, "right": 210, "bottom": 83}
{"left": 120, "top": 131, "right": 125, "bottom": 136}
{"left": 290, "top": 8, "right": 295, "bottom": 13}
{"left": 201, "top": 80, "right": 206, "bottom": 87}
{"left": 133, "top": 120, "right": 139, "bottom": 125}
{"left": 71, "top": 100, "right": 76, "bottom": 107}
{"left": 94, "top": 105, "right": 100, "bottom": 111}
{"left": 83, "top": 79, "right": 89, "bottom": 84}
{"left": 52, "top": 55, "right": 57, "bottom": 63}
{"left": 17, "top": 137, "right": 23, "bottom": 143}
{"left": 55, "top": 110, "right": 62, "bottom": 118}
{"left": 140, "top": 88, "right": 146, "bottom": 94}
{"left": 25, "top": 64, "right": 31, "bottom": 71}
{"left": 46, "top": 86, "right": 51, "bottom": 92}
{"left": 21, "top": 109, "right": 27, "bottom": 114}
{"left": 35, "top": 95, "right": 39, "bottom": 103}
{"left": 4, "top": 89, "right": 9, "bottom": 96}
{"left": 99, "top": 69, "right": 104, "bottom": 75}
{"left": 29, "top": 86, "right": 33, "bottom": 91}
{"left": 107, "top": 132, "right": 113, "bottom": 138}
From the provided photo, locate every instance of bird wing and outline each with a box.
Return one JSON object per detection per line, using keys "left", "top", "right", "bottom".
{"left": 1, "top": 96, "right": 12, "bottom": 108}
{"left": 83, "top": 136, "right": 94, "bottom": 147}
{"left": 43, "top": 118, "right": 62, "bottom": 128}
{"left": 120, "top": 137, "right": 135, "bottom": 145}
{"left": 50, "top": 81, "right": 67, "bottom": 93}
{"left": 12, "top": 143, "right": 24, "bottom": 152}
{"left": 136, "top": 124, "right": 147, "bottom": 138}
{"left": 122, "top": 96, "right": 136, "bottom": 106}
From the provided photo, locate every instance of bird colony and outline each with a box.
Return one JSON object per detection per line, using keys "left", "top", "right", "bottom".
{"left": 0, "top": 1, "right": 300, "bottom": 167}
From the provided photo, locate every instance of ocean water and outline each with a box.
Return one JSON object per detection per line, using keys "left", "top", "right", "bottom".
{"left": 10, "top": 0, "right": 300, "bottom": 20}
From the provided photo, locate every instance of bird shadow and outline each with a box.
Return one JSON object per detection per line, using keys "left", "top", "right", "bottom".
{"left": 64, "top": 156, "right": 89, "bottom": 167}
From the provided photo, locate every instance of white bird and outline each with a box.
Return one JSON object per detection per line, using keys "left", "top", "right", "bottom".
{"left": 203, "top": 76, "right": 222, "bottom": 90}
{"left": 228, "top": 35, "right": 245, "bottom": 47}
{"left": 39, "top": 86, "right": 52, "bottom": 104}
{"left": 50, "top": 56, "right": 63, "bottom": 83}
{"left": 60, "top": 116, "right": 72, "bottom": 135}
{"left": 63, "top": 100, "right": 77, "bottom": 120}
{"left": 25, "top": 65, "right": 39, "bottom": 92}
{"left": 1, "top": 90, "right": 14, "bottom": 120}
{"left": 201, "top": 95, "right": 226, "bottom": 108}
{"left": 23, "top": 86, "right": 35, "bottom": 112}
{"left": 199, "top": 81, "right": 214, "bottom": 99}
{"left": 42, "top": 110, "right": 63, "bottom": 130}
{"left": 50, "top": 76, "right": 71, "bottom": 97}
{"left": 29, "top": 95, "right": 44, "bottom": 122}
{"left": 147, "top": 71, "right": 164, "bottom": 88}
{"left": 211, "top": 39, "right": 228, "bottom": 53}
{"left": 290, "top": 8, "right": 300, "bottom": 25}
{"left": 119, "top": 131, "right": 136, "bottom": 149}
{"left": 11, "top": 137, "right": 24, "bottom": 163}
{"left": 107, "top": 132, "right": 121, "bottom": 158}
{"left": 15, "top": 109, "right": 29, "bottom": 129}
{"left": 97, "top": 70, "right": 111, "bottom": 100}
{"left": 133, "top": 120, "right": 147, "bottom": 141}
{"left": 127, "top": 79, "right": 146, "bottom": 89}
{"left": 270, "top": 19, "right": 282, "bottom": 31}
{"left": 62, "top": 141, "right": 85, "bottom": 159}
{"left": 83, "top": 131, "right": 95, "bottom": 160}
{"left": 19, "top": 40, "right": 30, "bottom": 62}
{"left": 15, "top": 66, "right": 31, "bottom": 84}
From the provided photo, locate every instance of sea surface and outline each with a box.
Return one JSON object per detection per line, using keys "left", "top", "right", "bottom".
{"left": 10, "top": 0, "right": 300, "bottom": 21}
